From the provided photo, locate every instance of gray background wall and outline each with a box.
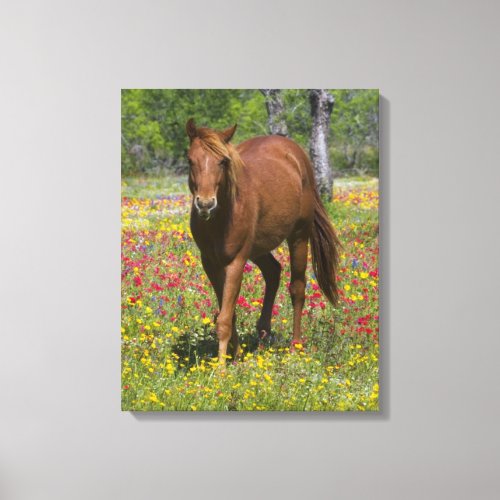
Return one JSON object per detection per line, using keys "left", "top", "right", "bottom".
{"left": 1, "top": 1, "right": 499, "bottom": 499}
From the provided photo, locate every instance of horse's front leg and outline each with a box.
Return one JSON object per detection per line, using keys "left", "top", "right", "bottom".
{"left": 201, "top": 254, "right": 224, "bottom": 311}
{"left": 217, "top": 257, "right": 245, "bottom": 364}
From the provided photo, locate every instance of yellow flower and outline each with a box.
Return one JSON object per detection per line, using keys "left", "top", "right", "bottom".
{"left": 201, "top": 317, "right": 211, "bottom": 325}
{"left": 344, "top": 284, "right": 351, "bottom": 291}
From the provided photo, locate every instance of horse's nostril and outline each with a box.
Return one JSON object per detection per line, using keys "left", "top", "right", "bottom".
{"left": 197, "top": 197, "right": 216, "bottom": 210}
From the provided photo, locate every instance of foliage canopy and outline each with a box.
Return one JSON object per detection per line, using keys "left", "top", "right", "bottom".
{"left": 121, "top": 89, "right": 378, "bottom": 176}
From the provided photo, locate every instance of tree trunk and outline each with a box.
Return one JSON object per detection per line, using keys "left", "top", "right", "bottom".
{"left": 309, "top": 89, "right": 335, "bottom": 201}
{"left": 260, "top": 89, "right": 289, "bottom": 136}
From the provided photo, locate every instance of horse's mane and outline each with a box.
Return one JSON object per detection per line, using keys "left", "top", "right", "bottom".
{"left": 196, "top": 127, "right": 244, "bottom": 203}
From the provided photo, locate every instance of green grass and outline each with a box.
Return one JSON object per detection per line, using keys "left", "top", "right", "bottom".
{"left": 121, "top": 176, "right": 379, "bottom": 411}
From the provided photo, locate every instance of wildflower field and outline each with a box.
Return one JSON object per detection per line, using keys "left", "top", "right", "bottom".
{"left": 121, "top": 176, "right": 379, "bottom": 411}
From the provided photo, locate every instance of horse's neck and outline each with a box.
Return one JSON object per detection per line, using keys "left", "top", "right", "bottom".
{"left": 218, "top": 195, "right": 234, "bottom": 219}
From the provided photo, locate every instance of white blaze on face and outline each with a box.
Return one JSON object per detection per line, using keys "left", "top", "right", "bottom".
{"left": 194, "top": 157, "right": 218, "bottom": 220}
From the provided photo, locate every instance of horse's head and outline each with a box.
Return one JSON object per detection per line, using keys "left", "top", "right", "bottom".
{"left": 185, "top": 118, "right": 238, "bottom": 221}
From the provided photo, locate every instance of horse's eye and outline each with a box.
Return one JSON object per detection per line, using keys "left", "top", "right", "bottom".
{"left": 219, "top": 158, "right": 228, "bottom": 167}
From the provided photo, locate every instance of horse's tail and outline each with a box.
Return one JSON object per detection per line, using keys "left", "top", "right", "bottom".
{"left": 310, "top": 190, "right": 341, "bottom": 306}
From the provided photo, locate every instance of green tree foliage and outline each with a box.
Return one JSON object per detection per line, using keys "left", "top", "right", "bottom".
{"left": 121, "top": 89, "right": 267, "bottom": 175}
{"left": 121, "top": 89, "right": 378, "bottom": 176}
{"left": 329, "top": 90, "right": 379, "bottom": 176}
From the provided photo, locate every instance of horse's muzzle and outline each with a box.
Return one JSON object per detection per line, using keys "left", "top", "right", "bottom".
{"left": 195, "top": 196, "right": 217, "bottom": 220}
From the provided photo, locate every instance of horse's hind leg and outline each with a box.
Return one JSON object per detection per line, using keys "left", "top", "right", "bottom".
{"left": 287, "top": 236, "right": 308, "bottom": 343}
{"left": 253, "top": 253, "right": 281, "bottom": 341}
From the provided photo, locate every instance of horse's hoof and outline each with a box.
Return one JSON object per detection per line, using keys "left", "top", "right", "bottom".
{"left": 258, "top": 329, "right": 269, "bottom": 340}
{"left": 258, "top": 329, "right": 276, "bottom": 347}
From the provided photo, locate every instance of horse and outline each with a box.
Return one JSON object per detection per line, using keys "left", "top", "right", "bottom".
{"left": 185, "top": 118, "right": 341, "bottom": 364}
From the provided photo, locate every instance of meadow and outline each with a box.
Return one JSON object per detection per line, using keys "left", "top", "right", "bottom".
{"left": 121, "top": 176, "right": 379, "bottom": 411}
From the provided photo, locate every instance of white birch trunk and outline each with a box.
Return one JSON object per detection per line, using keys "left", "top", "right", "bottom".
{"left": 309, "top": 89, "right": 335, "bottom": 201}
{"left": 260, "top": 89, "right": 289, "bottom": 136}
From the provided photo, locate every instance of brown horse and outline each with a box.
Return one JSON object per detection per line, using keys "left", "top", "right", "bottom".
{"left": 186, "top": 119, "right": 340, "bottom": 363}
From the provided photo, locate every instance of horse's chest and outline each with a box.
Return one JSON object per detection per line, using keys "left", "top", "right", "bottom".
{"left": 191, "top": 221, "right": 240, "bottom": 265}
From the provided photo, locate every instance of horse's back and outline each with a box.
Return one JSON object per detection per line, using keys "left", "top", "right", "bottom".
{"left": 236, "top": 135, "right": 316, "bottom": 255}
{"left": 237, "top": 135, "right": 313, "bottom": 190}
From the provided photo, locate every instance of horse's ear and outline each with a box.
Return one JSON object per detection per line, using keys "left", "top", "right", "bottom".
{"left": 219, "top": 124, "right": 237, "bottom": 143}
{"left": 186, "top": 118, "right": 198, "bottom": 141}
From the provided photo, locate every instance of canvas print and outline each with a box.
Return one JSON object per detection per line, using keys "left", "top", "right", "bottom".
{"left": 121, "top": 89, "right": 379, "bottom": 411}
